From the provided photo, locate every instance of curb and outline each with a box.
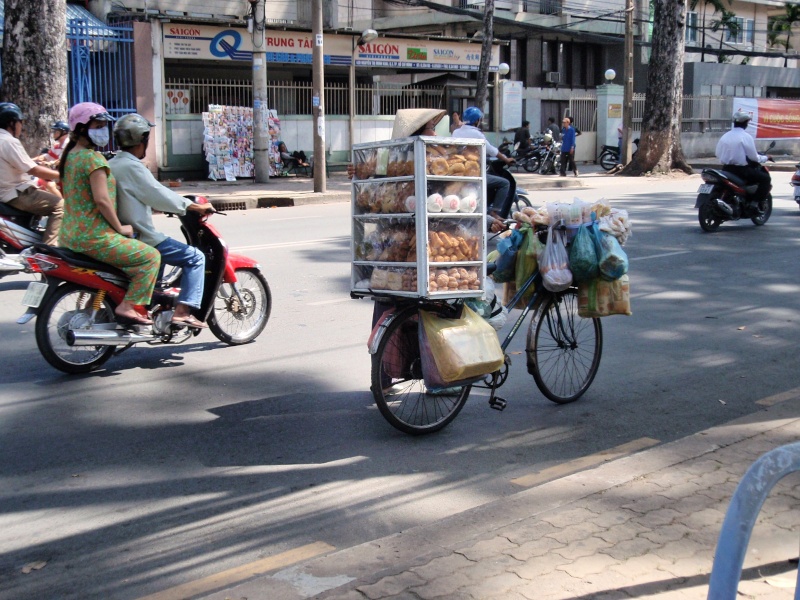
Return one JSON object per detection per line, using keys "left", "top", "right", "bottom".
{"left": 201, "top": 395, "right": 800, "bottom": 600}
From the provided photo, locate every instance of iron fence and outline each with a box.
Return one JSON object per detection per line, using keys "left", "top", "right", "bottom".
{"left": 165, "top": 78, "right": 444, "bottom": 116}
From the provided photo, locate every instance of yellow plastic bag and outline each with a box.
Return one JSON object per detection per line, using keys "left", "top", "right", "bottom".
{"left": 419, "top": 305, "right": 505, "bottom": 383}
{"left": 577, "top": 274, "right": 632, "bottom": 317}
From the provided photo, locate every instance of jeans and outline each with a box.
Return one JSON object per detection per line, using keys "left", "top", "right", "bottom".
{"left": 486, "top": 173, "right": 511, "bottom": 218}
{"left": 155, "top": 237, "right": 206, "bottom": 309}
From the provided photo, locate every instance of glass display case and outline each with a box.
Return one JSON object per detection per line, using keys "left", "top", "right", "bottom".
{"left": 350, "top": 136, "right": 487, "bottom": 298}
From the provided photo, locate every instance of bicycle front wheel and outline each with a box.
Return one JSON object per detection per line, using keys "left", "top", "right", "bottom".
{"left": 370, "top": 307, "right": 471, "bottom": 435}
{"left": 526, "top": 289, "right": 602, "bottom": 404}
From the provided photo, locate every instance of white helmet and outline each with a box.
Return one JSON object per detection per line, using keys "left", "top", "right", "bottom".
{"left": 732, "top": 110, "right": 752, "bottom": 125}
{"left": 543, "top": 133, "right": 553, "bottom": 144}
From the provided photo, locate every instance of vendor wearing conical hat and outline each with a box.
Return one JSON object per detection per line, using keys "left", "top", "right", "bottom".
{"left": 390, "top": 108, "right": 447, "bottom": 139}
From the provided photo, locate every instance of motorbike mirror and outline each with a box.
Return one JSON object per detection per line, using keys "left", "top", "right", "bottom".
{"left": 767, "top": 141, "right": 776, "bottom": 151}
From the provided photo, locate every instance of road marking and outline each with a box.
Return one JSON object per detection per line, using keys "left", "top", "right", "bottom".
{"left": 756, "top": 387, "right": 800, "bottom": 406}
{"left": 233, "top": 236, "right": 348, "bottom": 252}
{"left": 135, "top": 541, "right": 334, "bottom": 600}
{"left": 510, "top": 437, "right": 660, "bottom": 488}
{"left": 307, "top": 298, "right": 352, "bottom": 306}
{"left": 630, "top": 250, "right": 691, "bottom": 261}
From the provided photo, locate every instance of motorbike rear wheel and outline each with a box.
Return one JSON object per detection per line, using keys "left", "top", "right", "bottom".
{"left": 540, "top": 159, "right": 554, "bottom": 175}
{"left": 698, "top": 200, "right": 723, "bottom": 232}
{"left": 208, "top": 268, "right": 271, "bottom": 345}
{"left": 35, "top": 283, "right": 116, "bottom": 374}
{"left": 750, "top": 194, "right": 773, "bottom": 226}
{"left": 600, "top": 151, "right": 619, "bottom": 171}
{"left": 523, "top": 157, "right": 540, "bottom": 173}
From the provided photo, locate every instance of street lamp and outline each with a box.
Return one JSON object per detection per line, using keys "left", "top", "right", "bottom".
{"left": 605, "top": 68, "right": 616, "bottom": 83}
{"left": 350, "top": 29, "right": 378, "bottom": 149}
{"left": 493, "top": 62, "right": 510, "bottom": 132}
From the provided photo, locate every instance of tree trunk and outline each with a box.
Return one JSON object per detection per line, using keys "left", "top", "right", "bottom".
{"left": 620, "top": 0, "right": 693, "bottom": 176}
{"left": 1, "top": 0, "right": 68, "bottom": 156}
{"left": 474, "top": 0, "right": 495, "bottom": 112}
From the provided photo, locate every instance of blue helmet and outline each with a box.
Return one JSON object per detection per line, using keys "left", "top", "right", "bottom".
{"left": 462, "top": 106, "right": 483, "bottom": 126}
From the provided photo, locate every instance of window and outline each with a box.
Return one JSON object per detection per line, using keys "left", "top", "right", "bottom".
{"left": 725, "top": 17, "right": 745, "bottom": 44}
{"left": 745, "top": 19, "right": 754, "bottom": 45}
{"left": 686, "top": 11, "right": 698, "bottom": 43}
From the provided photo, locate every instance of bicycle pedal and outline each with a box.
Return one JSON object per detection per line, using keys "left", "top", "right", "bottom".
{"left": 489, "top": 397, "right": 507, "bottom": 411}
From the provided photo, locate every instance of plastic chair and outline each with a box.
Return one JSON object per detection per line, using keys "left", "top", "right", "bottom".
{"left": 707, "top": 441, "right": 800, "bottom": 599}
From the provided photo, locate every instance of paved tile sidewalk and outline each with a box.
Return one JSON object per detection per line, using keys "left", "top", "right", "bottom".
{"left": 205, "top": 396, "right": 800, "bottom": 600}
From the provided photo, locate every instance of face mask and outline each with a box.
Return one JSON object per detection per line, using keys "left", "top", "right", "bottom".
{"left": 88, "top": 127, "right": 109, "bottom": 147}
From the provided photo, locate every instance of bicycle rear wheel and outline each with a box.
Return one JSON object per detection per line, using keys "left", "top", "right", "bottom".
{"left": 526, "top": 288, "right": 602, "bottom": 404}
{"left": 370, "top": 307, "right": 471, "bottom": 435}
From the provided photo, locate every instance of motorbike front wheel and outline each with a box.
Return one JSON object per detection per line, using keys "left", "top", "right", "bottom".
{"left": 750, "top": 194, "right": 773, "bottom": 226}
{"left": 208, "top": 268, "right": 271, "bottom": 345}
{"left": 698, "top": 200, "right": 723, "bottom": 232}
{"left": 35, "top": 283, "right": 116, "bottom": 374}
{"left": 600, "top": 151, "right": 619, "bottom": 171}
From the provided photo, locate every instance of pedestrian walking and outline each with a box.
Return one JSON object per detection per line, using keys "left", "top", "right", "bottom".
{"left": 559, "top": 116, "right": 578, "bottom": 177}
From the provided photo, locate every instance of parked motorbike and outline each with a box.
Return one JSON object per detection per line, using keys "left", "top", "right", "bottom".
{"left": 694, "top": 141, "right": 776, "bottom": 232}
{"left": 0, "top": 201, "right": 44, "bottom": 279}
{"left": 790, "top": 162, "right": 800, "bottom": 211}
{"left": 18, "top": 195, "right": 272, "bottom": 373}
{"left": 598, "top": 138, "right": 640, "bottom": 171}
{"left": 538, "top": 141, "right": 562, "bottom": 175}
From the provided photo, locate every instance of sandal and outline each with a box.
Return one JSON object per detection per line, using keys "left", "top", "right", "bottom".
{"left": 115, "top": 312, "right": 153, "bottom": 326}
{"left": 171, "top": 315, "right": 208, "bottom": 329}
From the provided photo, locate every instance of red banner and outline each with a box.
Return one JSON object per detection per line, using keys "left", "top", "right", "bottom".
{"left": 736, "top": 98, "right": 800, "bottom": 139}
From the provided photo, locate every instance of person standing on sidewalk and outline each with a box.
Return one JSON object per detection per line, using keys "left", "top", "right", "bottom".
{"left": 559, "top": 116, "right": 578, "bottom": 177}
{"left": 109, "top": 113, "right": 215, "bottom": 329}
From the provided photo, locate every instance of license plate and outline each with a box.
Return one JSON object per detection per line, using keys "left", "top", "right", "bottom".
{"left": 795, "top": 190, "right": 800, "bottom": 200}
{"left": 697, "top": 184, "right": 714, "bottom": 194}
{"left": 21, "top": 281, "right": 48, "bottom": 308}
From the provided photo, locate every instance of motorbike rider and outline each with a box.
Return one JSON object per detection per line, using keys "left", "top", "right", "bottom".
{"left": 715, "top": 110, "right": 771, "bottom": 210}
{"left": 513, "top": 120, "right": 531, "bottom": 151}
{"left": 452, "top": 107, "right": 515, "bottom": 219}
{"left": 109, "top": 113, "right": 215, "bottom": 329}
{"left": 34, "top": 121, "right": 70, "bottom": 166}
{"left": 0, "top": 102, "right": 63, "bottom": 246}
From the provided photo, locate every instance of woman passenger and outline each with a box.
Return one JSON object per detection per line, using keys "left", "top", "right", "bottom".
{"left": 58, "top": 103, "right": 160, "bottom": 325}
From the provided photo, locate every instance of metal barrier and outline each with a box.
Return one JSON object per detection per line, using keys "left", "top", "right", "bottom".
{"left": 165, "top": 78, "right": 443, "bottom": 116}
{"left": 707, "top": 441, "right": 800, "bottom": 599}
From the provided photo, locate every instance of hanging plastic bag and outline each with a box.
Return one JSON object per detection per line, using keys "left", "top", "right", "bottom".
{"left": 512, "top": 225, "right": 544, "bottom": 307}
{"left": 578, "top": 274, "right": 632, "bottom": 317}
{"left": 419, "top": 305, "right": 504, "bottom": 383}
{"left": 490, "top": 229, "right": 524, "bottom": 284}
{"left": 539, "top": 226, "right": 572, "bottom": 292}
{"left": 568, "top": 224, "right": 599, "bottom": 282}
{"left": 592, "top": 222, "right": 629, "bottom": 281}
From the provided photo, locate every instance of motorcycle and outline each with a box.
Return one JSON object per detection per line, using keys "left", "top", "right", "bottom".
{"left": 598, "top": 138, "right": 640, "bottom": 171}
{"left": 0, "top": 198, "right": 46, "bottom": 279}
{"left": 18, "top": 195, "right": 272, "bottom": 373}
{"left": 790, "top": 162, "right": 800, "bottom": 211}
{"left": 695, "top": 141, "right": 775, "bottom": 232}
{"left": 538, "top": 141, "right": 562, "bottom": 175}
{"left": 488, "top": 159, "right": 531, "bottom": 214}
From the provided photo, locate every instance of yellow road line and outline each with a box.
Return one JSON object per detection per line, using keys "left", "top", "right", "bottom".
{"left": 136, "top": 541, "right": 335, "bottom": 600}
{"left": 511, "top": 437, "right": 660, "bottom": 488}
{"left": 756, "top": 387, "right": 800, "bottom": 407}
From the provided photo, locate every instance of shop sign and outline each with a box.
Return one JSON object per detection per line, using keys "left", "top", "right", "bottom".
{"left": 163, "top": 24, "right": 499, "bottom": 71}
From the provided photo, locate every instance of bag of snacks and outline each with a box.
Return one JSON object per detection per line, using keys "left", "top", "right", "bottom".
{"left": 578, "top": 275, "right": 632, "bottom": 317}
{"left": 540, "top": 226, "right": 572, "bottom": 292}
{"left": 569, "top": 224, "right": 599, "bottom": 282}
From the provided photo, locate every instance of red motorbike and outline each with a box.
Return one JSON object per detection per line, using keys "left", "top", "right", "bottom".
{"left": 0, "top": 199, "right": 44, "bottom": 279}
{"left": 18, "top": 196, "right": 271, "bottom": 373}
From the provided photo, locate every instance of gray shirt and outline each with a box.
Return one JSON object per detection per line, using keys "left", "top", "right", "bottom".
{"left": 109, "top": 151, "right": 192, "bottom": 247}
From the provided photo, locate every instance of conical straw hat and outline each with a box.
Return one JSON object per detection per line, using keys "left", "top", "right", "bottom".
{"left": 391, "top": 108, "right": 446, "bottom": 139}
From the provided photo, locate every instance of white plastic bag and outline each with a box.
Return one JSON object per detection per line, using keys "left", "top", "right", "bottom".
{"left": 539, "top": 226, "right": 573, "bottom": 292}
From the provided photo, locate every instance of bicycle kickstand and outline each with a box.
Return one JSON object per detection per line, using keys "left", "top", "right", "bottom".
{"left": 487, "top": 372, "right": 507, "bottom": 411}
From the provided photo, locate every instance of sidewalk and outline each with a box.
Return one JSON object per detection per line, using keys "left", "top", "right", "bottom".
{"left": 201, "top": 393, "right": 800, "bottom": 600}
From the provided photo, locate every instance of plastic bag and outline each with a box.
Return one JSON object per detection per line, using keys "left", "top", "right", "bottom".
{"left": 465, "top": 279, "right": 508, "bottom": 331}
{"left": 593, "top": 222, "right": 628, "bottom": 281}
{"left": 578, "top": 274, "right": 632, "bottom": 317}
{"left": 568, "top": 224, "right": 599, "bottom": 282}
{"left": 419, "top": 305, "right": 505, "bottom": 383}
{"left": 491, "top": 229, "right": 524, "bottom": 283}
{"left": 369, "top": 308, "right": 420, "bottom": 378}
{"left": 513, "top": 226, "right": 544, "bottom": 306}
{"left": 539, "top": 226, "right": 572, "bottom": 292}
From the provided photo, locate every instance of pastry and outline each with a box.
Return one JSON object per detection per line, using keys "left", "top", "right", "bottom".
{"left": 426, "top": 193, "right": 443, "bottom": 213}
{"left": 447, "top": 162, "right": 465, "bottom": 176}
{"left": 462, "top": 147, "right": 480, "bottom": 161}
{"left": 429, "top": 157, "right": 449, "bottom": 176}
{"left": 442, "top": 194, "right": 460, "bottom": 213}
{"left": 464, "top": 160, "right": 480, "bottom": 177}
{"left": 459, "top": 194, "right": 477, "bottom": 213}
{"left": 404, "top": 195, "right": 416, "bottom": 212}
{"left": 370, "top": 268, "right": 389, "bottom": 289}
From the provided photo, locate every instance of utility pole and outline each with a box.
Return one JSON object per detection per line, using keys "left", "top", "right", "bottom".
{"left": 250, "top": 0, "right": 270, "bottom": 183}
{"left": 622, "top": 0, "right": 634, "bottom": 164}
{"left": 312, "top": 0, "right": 326, "bottom": 192}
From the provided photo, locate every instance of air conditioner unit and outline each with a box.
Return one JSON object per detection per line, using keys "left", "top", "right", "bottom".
{"left": 545, "top": 71, "right": 561, "bottom": 84}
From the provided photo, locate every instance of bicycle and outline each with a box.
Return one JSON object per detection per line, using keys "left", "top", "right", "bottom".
{"left": 366, "top": 226, "right": 603, "bottom": 435}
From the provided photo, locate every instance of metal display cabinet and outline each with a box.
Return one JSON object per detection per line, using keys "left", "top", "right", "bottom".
{"left": 350, "top": 136, "right": 487, "bottom": 299}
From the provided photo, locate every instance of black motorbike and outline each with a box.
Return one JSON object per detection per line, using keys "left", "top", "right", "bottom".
{"left": 488, "top": 159, "right": 531, "bottom": 214}
{"left": 695, "top": 141, "right": 775, "bottom": 232}
{"left": 598, "top": 138, "right": 640, "bottom": 171}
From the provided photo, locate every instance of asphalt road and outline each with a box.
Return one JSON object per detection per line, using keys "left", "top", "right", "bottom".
{"left": 0, "top": 171, "right": 798, "bottom": 599}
